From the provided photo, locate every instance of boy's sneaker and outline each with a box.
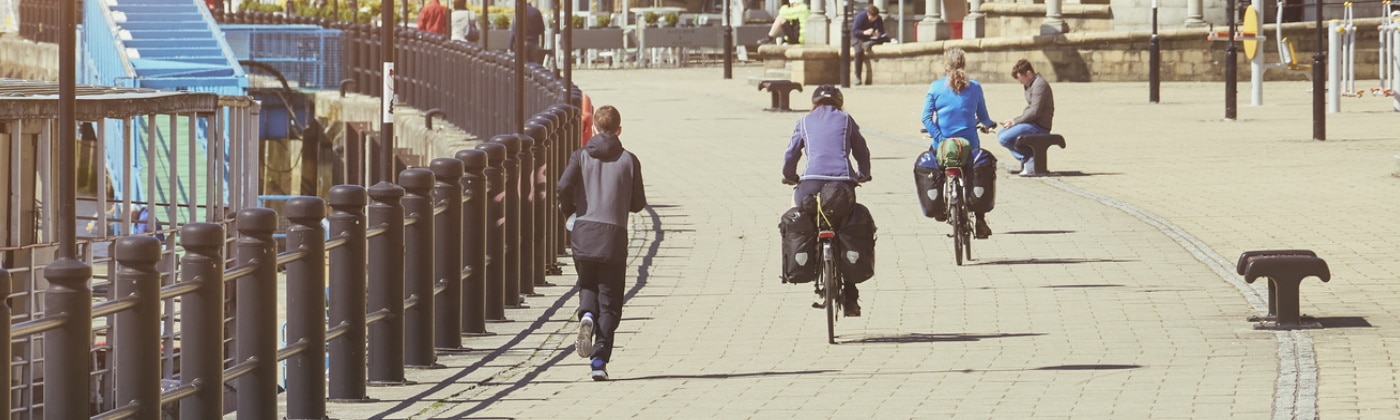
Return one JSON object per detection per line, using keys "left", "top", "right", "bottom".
{"left": 811, "top": 288, "right": 825, "bottom": 309}
{"left": 576, "top": 314, "right": 594, "bottom": 358}
{"left": 589, "top": 359, "right": 609, "bottom": 381}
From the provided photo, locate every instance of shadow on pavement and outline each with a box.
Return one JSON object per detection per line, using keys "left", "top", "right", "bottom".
{"left": 976, "top": 258, "right": 1136, "bottom": 266}
{"left": 848, "top": 332, "right": 1044, "bottom": 344}
{"left": 1314, "top": 316, "right": 1373, "bottom": 328}
{"left": 1037, "top": 171, "right": 1119, "bottom": 177}
{"left": 610, "top": 369, "right": 838, "bottom": 381}
{"left": 1035, "top": 364, "right": 1142, "bottom": 371}
{"left": 1002, "top": 230, "right": 1075, "bottom": 235}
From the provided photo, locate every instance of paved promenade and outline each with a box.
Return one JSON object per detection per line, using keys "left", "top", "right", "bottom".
{"left": 325, "top": 66, "right": 1400, "bottom": 419}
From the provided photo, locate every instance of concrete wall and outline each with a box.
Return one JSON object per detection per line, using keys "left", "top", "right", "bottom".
{"left": 761, "top": 18, "right": 1387, "bottom": 85}
{"left": 0, "top": 33, "right": 58, "bottom": 81}
{"left": 981, "top": 3, "right": 1114, "bottom": 38}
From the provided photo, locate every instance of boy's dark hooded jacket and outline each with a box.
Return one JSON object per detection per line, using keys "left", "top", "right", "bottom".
{"left": 557, "top": 133, "right": 647, "bottom": 264}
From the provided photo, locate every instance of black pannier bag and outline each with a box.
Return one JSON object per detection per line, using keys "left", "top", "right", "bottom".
{"left": 800, "top": 181, "right": 857, "bottom": 228}
{"left": 778, "top": 207, "right": 819, "bottom": 284}
{"left": 967, "top": 149, "right": 998, "bottom": 213}
{"left": 836, "top": 203, "right": 877, "bottom": 283}
{"left": 913, "top": 151, "right": 946, "bottom": 220}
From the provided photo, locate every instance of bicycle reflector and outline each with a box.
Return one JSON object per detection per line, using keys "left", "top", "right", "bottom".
{"left": 818, "top": 231, "right": 836, "bottom": 239}
{"left": 944, "top": 167, "right": 963, "bottom": 177}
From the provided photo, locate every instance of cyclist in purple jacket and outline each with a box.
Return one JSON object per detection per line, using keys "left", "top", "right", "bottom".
{"left": 782, "top": 85, "right": 872, "bottom": 316}
{"left": 782, "top": 85, "right": 872, "bottom": 205}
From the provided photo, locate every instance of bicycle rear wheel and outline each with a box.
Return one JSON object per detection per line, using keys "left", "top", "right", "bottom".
{"left": 950, "top": 205, "right": 964, "bottom": 266}
{"left": 824, "top": 257, "right": 838, "bottom": 344}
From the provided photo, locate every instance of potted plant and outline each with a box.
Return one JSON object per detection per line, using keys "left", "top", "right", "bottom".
{"left": 492, "top": 13, "right": 511, "bottom": 30}
{"left": 572, "top": 15, "right": 585, "bottom": 29}
{"left": 662, "top": 12, "right": 679, "bottom": 27}
{"left": 642, "top": 11, "right": 658, "bottom": 27}
{"left": 594, "top": 14, "right": 612, "bottom": 28}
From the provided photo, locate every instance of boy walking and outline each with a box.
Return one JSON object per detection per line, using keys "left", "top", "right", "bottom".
{"left": 557, "top": 105, "right": 647, "bottom": 381}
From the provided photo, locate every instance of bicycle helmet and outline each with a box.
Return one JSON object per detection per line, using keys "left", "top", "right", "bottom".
{"left": 811, "top": 84, "right": 843, "bottom": 109}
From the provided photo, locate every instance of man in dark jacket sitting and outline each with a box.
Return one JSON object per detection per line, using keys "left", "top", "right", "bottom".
{"left": 557, "top": 105, "right": 647, "bottom": 381}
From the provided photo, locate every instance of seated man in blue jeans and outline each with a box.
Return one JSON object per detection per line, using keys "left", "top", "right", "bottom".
{"left": 997, "top": 59, "right": 1055, "bottom": 176}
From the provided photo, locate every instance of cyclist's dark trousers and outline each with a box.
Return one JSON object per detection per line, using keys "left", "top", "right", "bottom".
{"left": 575, "top": 258, "right": 626, "bottom": 363}
{"left": 793, "top": 179, "right": 857, "bottom": 206}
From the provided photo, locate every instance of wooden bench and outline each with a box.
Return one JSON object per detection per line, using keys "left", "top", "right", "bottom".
{"left": 1238, "top": 250, "right": 1330, "bottom": 330}
{"left": 757, "top": 80, "right": 803, "bottom": 112}
{"left": 1013, "top": 134, "right": 1066, "bottom": 176}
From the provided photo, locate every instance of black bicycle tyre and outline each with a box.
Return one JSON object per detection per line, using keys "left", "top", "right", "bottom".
{"left": 824, "top": 256, "right": 838, "bottom": 344}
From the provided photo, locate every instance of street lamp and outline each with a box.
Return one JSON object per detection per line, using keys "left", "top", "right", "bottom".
{"left": 1149, "top": 0, "right": 1160, "bottom": 103}
{"left": 840, "top": 0, "right": 851, "bottom": 88}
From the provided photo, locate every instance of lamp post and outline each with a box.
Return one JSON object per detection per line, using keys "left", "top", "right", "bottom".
{"left": 1149, "top": 0, "right": 1160, "bottom": 103}
{"left": 723, "top": 0, "right": 733, "bottom": 79}
{"left": 840, "top": 0, "right": 852, "bottom": 88}
{"left": 1225, "top": 0, "right": 1238, "bottom": 120}
{"left": 1312, "top": 0, "right": 1326, "bottom": 140}
{"left": 382, "top": 0, "right": 397, "bottom": 182}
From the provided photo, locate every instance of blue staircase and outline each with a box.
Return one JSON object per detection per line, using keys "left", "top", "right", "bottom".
{"left": 82, "top": 0, "right": 246, "bottom": 221}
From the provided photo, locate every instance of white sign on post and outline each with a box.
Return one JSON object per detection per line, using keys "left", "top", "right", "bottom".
{"left": 382, "top": 62, "right": 396, "bottom": 123}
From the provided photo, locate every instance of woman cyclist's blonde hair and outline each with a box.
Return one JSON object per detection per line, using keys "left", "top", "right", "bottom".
{"left": 944, "top": 48, "right": 969, "bottom": 93}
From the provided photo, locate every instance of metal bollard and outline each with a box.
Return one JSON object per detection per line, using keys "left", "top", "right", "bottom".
{"left": 180, "top": 223, "right": 226, "bottom": 418}
{"left": 475, "top": 142, "right": 510, "bottom": 321}
{"left": 430, "top": 158, "right": 465, "bottom": 350}
{"left": 235, "top": 207, "right": 279, "bottom": 418}
{"left": 515, "top": 134, "right": 540, "bottom": 297}
{"left": 0, "top": 268, "right": 8, "bottom": 414}
{"left": 41, "top": 255, "right": 93, "bottom": 418}
{"left": 490, "top": 135, "right": 525, "bottom": 308}
{"left": 456, "top": 149, "right": 492, "bottom": 335}
{"left": 113, "top": 235, "right": 163, "bottom": 420}
{"left": 286, "top": 197, "right": 328, "bottom": 419}
{"left": 399, "top": 168, "right": 438, "bottom": 367}
{"left": 367, "top": 182, "right": 408, "bottom": 384}
{"left": 523, "top": 122, "right": 554, "bottom": 286}
{"left": 328, "top": 185, "right": 370, "bottom": 401}
{"left": 527, "top": 114, "right": 561, "bottom": 275}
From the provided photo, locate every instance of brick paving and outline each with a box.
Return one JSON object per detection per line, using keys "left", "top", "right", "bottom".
{"left": 324, "top": 66, "right": 1400, "bottom": 419}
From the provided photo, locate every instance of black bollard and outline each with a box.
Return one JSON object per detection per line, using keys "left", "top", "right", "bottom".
{"left": 515, "top": 134, "right": 540, "bottom": 297}
{"left": 235, "top": 208, "right": 279, "bottom": 418}
{"left": 286, "top": 196, "right": 328, "bottom": 419}
{"left": 475, "top": 142, "right": 510, "bottom": 321}
{"left": 180, "top": 223, "right": 226, "bottom": 417}
{"left": 528, "top": 114, "right": 561, "bottom": 275}
{"left": 113, "top": 235, "right": 163, "bottom": 420}
{"left": 367, "top": 182, "right": 408, "bottom": 384}
{"left": 430, "top": 158, "right": 465, "bottom": 349}
{"left": 524, "top": 122, "right": 555, "bottom": 286}
{"left": 0, "top": 268, "right": 8, "bottom": 414}
{"left": 0, "top": 268, "right": 8, "bottom": 415}
{"left": 327, "top": 185, "right": 371, "bottom": 401}
{"left": 456, "top": 149, "right": 492, "bottom": 335}
{"left": 490, "top": 135, "right": 525, "bottom": 308}
{"left": 399, "top": 168, "right": 438, "bottom": 367}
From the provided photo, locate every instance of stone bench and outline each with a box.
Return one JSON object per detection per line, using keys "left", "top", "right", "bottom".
{"left": 1013, "top": 134, "right": 1065, "bottom": 176}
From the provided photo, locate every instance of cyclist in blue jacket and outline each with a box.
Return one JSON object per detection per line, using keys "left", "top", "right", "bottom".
{"left": 920, "top": 47, "right": 996, "bottom": 238}
{"left": 782, "top": 85, "right": 871, "bottom": 316}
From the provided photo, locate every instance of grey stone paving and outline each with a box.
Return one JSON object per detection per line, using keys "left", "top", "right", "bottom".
{"left": 323, "top": 65, "right": 1400, "bottom": 419}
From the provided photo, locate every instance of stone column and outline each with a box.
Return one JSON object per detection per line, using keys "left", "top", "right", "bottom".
{"left": 963, "top": 0, "right": 984, "bottom": 38}
{"left": 1185, "top": 0, "right": 1206, "bottom": 27}
{"left": 1042, "top": 0, "right": 1067, "bottom": 34}
{"left": 807, "top": 0, "right": 831, "bottom": 44}
{"left": 917, "top": 0, "right": 948, "bottom": 41}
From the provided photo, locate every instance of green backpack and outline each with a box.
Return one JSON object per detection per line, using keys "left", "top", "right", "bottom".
{"left": 936, "top": 137, "right": 972, "bottom": 168}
